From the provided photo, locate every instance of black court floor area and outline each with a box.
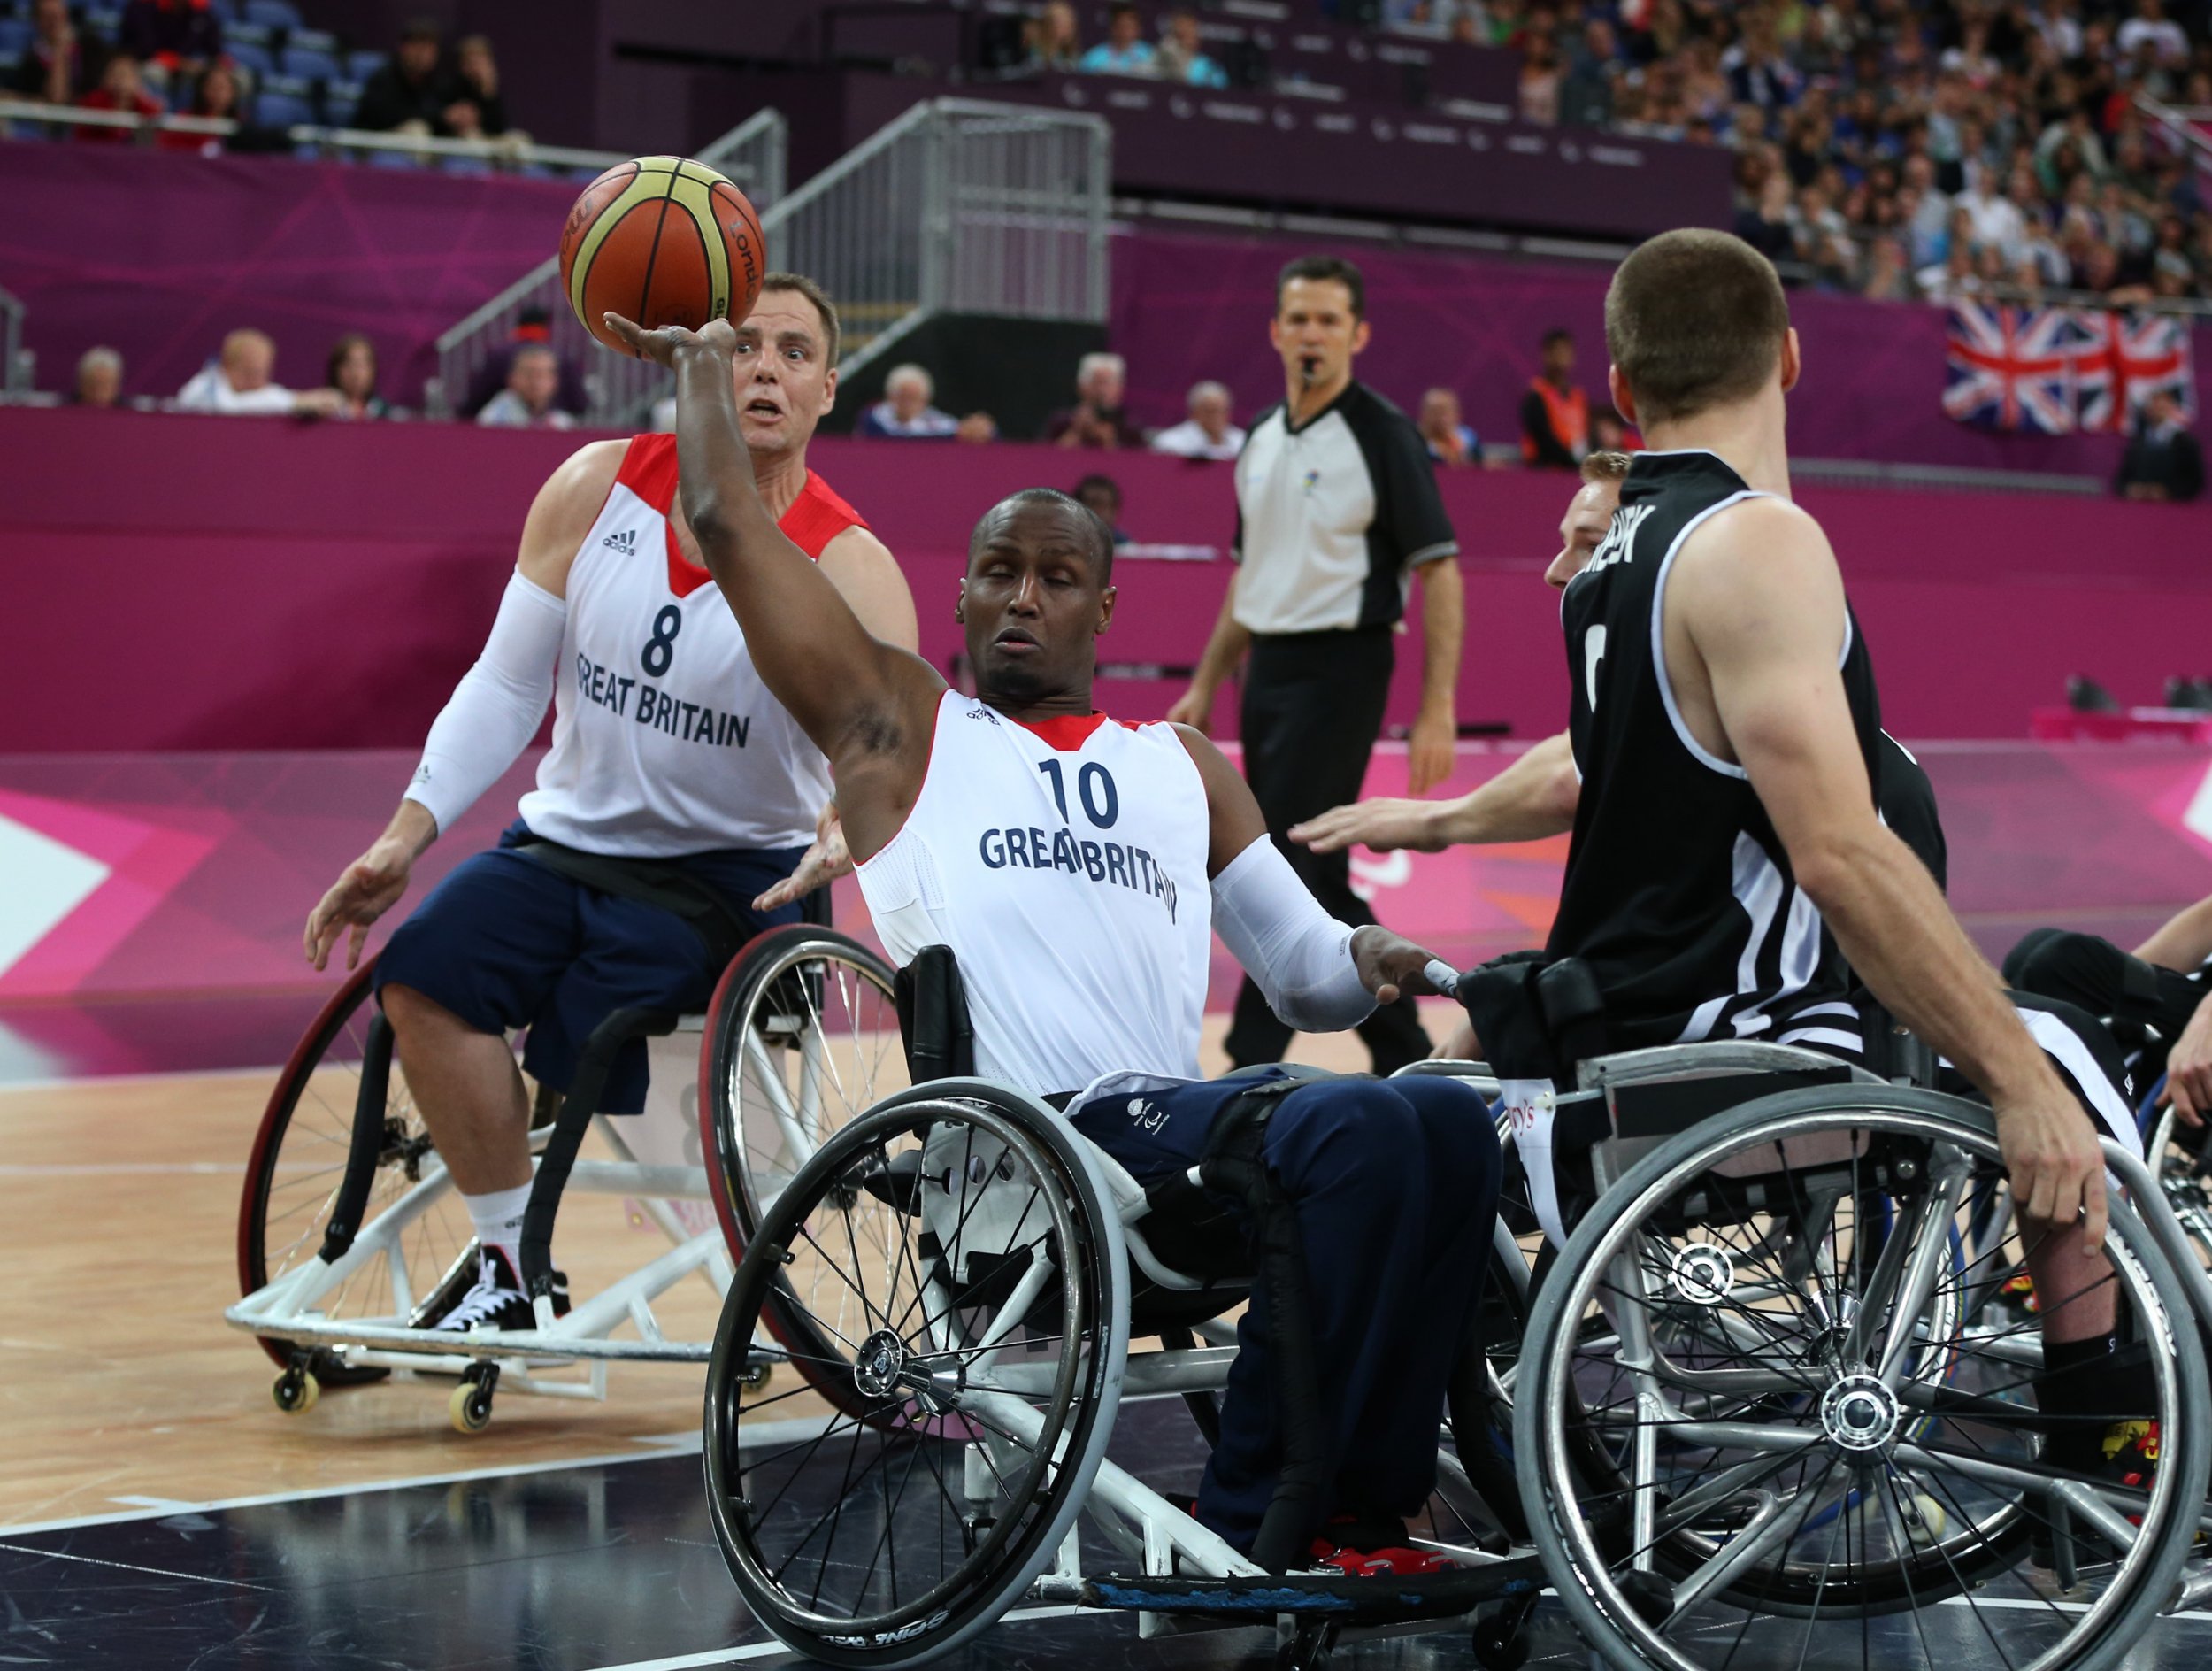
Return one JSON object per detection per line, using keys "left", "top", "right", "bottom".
{"left": 5, "top": 1399, "right": 2210, "bottom": 1671}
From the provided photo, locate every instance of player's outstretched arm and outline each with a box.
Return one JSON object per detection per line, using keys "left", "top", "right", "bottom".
{"left": 603, "top": 314, "right": 941, "bottom": 798}
{"left": 2134, "top": 892, "right": 2212, "bottom": 973}
{"left": 1293, "top": 729, "right": 1578, "bottom": 855}
{"left": 1679, "top": 500, "right": 2106, "bottom": 1241}
{"left": 303, "top": 440, "right": 623, "bottom": 972}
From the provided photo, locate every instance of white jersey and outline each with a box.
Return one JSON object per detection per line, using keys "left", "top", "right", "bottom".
{"left": 856, "top": 692, "right": 1215, "bottom": 1099}
{"left": 518, "top": 434, "right": 867, "bottom": 857}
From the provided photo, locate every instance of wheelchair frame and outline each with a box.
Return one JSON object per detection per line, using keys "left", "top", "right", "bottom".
{"left": 703, "top": 1036, "right": 2212, "bottom": 1671}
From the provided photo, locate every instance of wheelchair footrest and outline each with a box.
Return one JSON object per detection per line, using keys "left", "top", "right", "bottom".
{"left": 1035, "top": 1557, "right": 1544, "bottom": 1623}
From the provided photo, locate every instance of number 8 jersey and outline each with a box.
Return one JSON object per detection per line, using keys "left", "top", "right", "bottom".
{"left": 518, "top": 433, "right": 866, "bottom": 857}
{"left": 856, "top": 692, "right": 1216, "bottom": 1099}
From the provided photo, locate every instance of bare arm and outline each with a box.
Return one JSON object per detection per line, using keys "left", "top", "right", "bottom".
{"left": 1408, "top": 558, "right": 1463, "bottom": 795}
{"left": 818, "top": 526, "right": 920, "bottom": 653}
{"left": 2134, "top": 894, "right": 2212, "bottom": 972}
{"left": 303, "top": 440, "right": 621, "bottom": 970}
{"left": 608, "top": 315, "right": 941, "bottom": 857}
{"left": 1293, "top": 729, "right": 1578, "bottom": 854}
{"left": 1164, "top": 571, "right": 1251, "bottom": 731}
{"left": 1679, "top": 500, "right": 2105, "bottom": 1238}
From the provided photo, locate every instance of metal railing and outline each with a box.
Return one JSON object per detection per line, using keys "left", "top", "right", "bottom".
{"left": 429, "top": 110, "right": 791, "bottom": 423}
{"left": 763, "top": 99, "right": 1110, "bottom": 384}
{"left": 0, "top": 95, "right": 631, "bottom": 172}
{"left": 0, "top": 283, "right": 26, "bottom": 399}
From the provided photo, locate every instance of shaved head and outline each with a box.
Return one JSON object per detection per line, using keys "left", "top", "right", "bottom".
{"left": 971, "top": 487, "right": 1114, "bottom": 583}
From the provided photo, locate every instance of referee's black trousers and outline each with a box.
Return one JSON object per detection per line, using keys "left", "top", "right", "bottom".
{"left": 1226, "top": 625, "right": 1432, "bottom": 1074}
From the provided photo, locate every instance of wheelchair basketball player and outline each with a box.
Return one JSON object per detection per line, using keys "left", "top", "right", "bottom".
{"left": 302, "top": 274, "right": 918, "bottom": 1333}
{"left": 606, "top": 306, "right": 1504, "bottom": 1575}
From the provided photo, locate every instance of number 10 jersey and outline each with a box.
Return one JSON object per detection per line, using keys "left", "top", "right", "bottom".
{"left": 518, "top": 433, "right": 865, "bottom": 857}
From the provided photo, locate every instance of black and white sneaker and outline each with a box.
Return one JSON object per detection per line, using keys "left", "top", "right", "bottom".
{"left": 419, "top": 1246, "right": 570, "bottom": 1334}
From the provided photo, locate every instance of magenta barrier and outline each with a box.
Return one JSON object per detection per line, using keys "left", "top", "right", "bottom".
{"left": 1110, "top": 228, "right": 2212, "bottom": 480}
{"left": 0, "top": 142, "right": 578, "bottom": 404}
{"left": 3, "top": 740, "right": 2205, "bottom": 1082}
{"left": 7, "top": 406, "right": 2212, "bottom": 752}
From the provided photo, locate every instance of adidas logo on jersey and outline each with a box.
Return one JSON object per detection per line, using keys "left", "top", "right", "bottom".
{"left": 603, "top": 529, "right": 637, "bottom": 553}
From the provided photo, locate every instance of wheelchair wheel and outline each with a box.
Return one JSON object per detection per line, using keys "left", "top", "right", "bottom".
{"left": 237, "top": 957, "right": 476, "bottom": 1380}
{"left": 1516, "top": 1083, "right": 2209, "bottom": 1671}
{"left": 701, "top": 926, "right": 908, "bottom": 1413}
{"left": 703, "top": 1083, "right": 1126, "bottom": 1669}
{"left": 2143, "top": 1094, "right": 2212, "bottom": 1272}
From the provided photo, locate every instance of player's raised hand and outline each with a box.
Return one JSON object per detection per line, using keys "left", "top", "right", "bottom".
{"left": 303, "top": 837, "right": 416, "bottom": 973}
{"left": 755, "top": 804, "right": 854, "bottom": 911}
{"left": 602, "top": 312, "right": 739, "bottom": 366}
{"left": 1291, "top": 797, "right": 1445, "bottom": 855}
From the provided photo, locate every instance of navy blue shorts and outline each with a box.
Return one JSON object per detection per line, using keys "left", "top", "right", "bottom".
{"left": 373, "top": 821, "right": 808, "bottom": 1113}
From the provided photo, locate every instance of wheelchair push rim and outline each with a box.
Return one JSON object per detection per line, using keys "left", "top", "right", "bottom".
{"left": 237, "top": 955, "right": 478, "bottom": 1380}
{"left": 1516, "top": 1085, "right": 2209, "bottom": 1671}
{"left": 703, "top": 1090, "right": 1125, "bottom": 1668}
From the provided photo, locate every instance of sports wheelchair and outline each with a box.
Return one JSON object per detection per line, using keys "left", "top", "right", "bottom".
{"left": 226, "top": 924, "right": 911, "bottom": 1431}
{"left": 698, "top": 951, "right": 2212, "bottom": 1671}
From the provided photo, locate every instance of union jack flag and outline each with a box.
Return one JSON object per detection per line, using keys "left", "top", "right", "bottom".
{"left": 2073, "top": 309, "right": 2195, "bottom": 432}
{"left": 1942, "top": 303, "right": 2093, "bottom": 434}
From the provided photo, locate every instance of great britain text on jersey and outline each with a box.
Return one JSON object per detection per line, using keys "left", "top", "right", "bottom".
{"left": 574, "top": 651, "right": 753, "bottom": 749}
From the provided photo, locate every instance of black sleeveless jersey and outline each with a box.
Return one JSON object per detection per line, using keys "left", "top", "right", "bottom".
{"left": 1546, "top": 450, "right": 1888, "bottom": 1051}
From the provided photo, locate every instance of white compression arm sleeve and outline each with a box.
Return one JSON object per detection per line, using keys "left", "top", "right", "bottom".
{"left": 1209, "top": 835, "right": 1376, "bottom": 1033}
{"left": 402, "top": 570, "right": 565, "bottom": 835}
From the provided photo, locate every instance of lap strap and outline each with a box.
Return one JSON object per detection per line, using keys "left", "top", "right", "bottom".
{"left": 512, "top": 837, "right": 751, "bottom": 968}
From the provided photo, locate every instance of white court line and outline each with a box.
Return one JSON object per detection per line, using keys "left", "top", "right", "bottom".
{"left": 577, "top": 1608, "right": 1094, "bottom": 1671}
{"left": 0, "top": 1417, "right": 835, "bottom": 1540}
{"left": 0, "top": 1541, "right": 272, "bottom": 1591}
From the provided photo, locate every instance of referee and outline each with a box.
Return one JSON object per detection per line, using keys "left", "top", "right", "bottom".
{"left": 1168, "top": 254, "right": 1464, "bottom": 1074}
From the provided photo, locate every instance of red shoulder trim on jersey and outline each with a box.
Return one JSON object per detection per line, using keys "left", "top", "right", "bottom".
{"left": 780, "top": 469, "right": 872, "bottom": 560}
{"left": 616, "top": 432, "right": 679, "bottom": 512}
{"left": 1013, "top": 712, "right": 1115, "bottom": 750}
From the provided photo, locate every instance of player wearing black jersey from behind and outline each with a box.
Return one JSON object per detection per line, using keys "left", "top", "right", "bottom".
{"left": 1521, "top": 229, "right": 2147, "bottom": 1492}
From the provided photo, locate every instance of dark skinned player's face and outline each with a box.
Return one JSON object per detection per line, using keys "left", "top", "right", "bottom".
{"left": 958, "top": 501, "right": 1117, "bottom": 709}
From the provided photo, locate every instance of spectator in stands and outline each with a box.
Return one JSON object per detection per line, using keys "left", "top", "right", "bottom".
{"left": 1047, "top": 352, "right": 1144, "bottom": 449}
{"left": 956, "top": 411, "right": 1000, "bottom": 444}
{"left": 74, "top": 55, "right": 163, "bottom": 143}
{"left": 1073, "top": 473, "right": 1132, "bottom": 546}
{"left": 475, "top": 344, "right": 575, "bottom": 430}
{"left": 9, "top": 0, "right": 104, "bottom": 105}
{"left": 857, "top": 364, "right": 960, "bottom": 438}
{"left": 1559, "top": 20, "right": 1618, "bottom": 127}
{"left": 355, "top": 19, "right": 458, "bottom": 137}
{"left": 462, "top": 306, "right": 588, "bottom": 419}
{"left": 1735, "top": 166, "right": 1798, "bottom": 261}
{"left": 1079, "top": 4, "right": 1157, "bottom": 76}
{"left": 1519, "top": 327, "right": 1588, "bottom": 469}
{"left": 449, "top": 35, "right": 512, "bottom": 139}
{"left": 2116, "top": 389, "right": 2203, "bottom": 503}
{"left": 1417, "top": 387, "right": 1480, "bottom": 468}
{"left": 327, "top": 334, "right": 393, "bottom": 421}
{"left": 1025, "top": 0, "right": 1082, "bottom": 71}
{"left": 73, "top": 347, "right": 123, "bottom": 408}
{"left": 1518, "top": 30, "right": 1563, "bottom": 125}
{"left": 1861, "top": 235, "right": 1916, "bottom": 299}
{"left": 1156, "top": 8, "right": 1229, "bottom": 88}
{"left": 157, "top": 56, "right": 241, "bottom": 154}
{"left": 2117, "top": 0, "right": 2190, "bottom": 69}
{"left": 1151, "top": 380, "right": 1246, "bottom": 460}
{"left": 119, "top": 0, "right": 220, "bottom": 76}
{"left": 1590, "top": 405, "right": 1638, "bottom": 454}
{"left": 176, "top": 329, "right": 342, "bottom": 417}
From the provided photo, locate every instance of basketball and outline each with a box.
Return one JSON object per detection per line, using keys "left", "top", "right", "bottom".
{"left": 558, "top": 155, "right": 765, "bottom": 355}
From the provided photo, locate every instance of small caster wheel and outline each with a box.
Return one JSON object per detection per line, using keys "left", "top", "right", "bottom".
{"left": 1472, "top": 1593, "right": 1538, "bottom": 1671}
{"left": 449, "top": 1361, "right": 499, "bottom": 1433}
{"left": 273, "top": 1366, "right": 319, "bottom": 1413}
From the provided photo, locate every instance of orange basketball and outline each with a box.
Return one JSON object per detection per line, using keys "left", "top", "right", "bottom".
{"left": 559, "top": 155, "right": 765, "bottom": 355}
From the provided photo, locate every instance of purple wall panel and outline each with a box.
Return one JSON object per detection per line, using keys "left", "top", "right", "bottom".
{"left": 0, "top": 142, "right": 576, "bottom": 405}
{"left": 4, "top": 406, "right": 2210, "bottom": 756}
{"left": 1109, "top": 227, "right": 2212, "bottom": 479}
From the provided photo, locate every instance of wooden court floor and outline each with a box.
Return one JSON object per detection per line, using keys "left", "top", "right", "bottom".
{"left": 0, "top": 1013, "right": 1412, "bottom": 1529}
